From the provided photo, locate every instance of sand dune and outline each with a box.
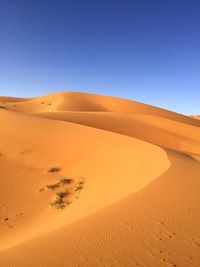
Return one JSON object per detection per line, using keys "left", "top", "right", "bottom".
{"left": 33, "top": 111, "right": 200, "bottom": 157}
{"left": 0, "top": 92, "right": 200, "bottom": 267}
{"left": 190, "top": 115, "right": 200, "bottom": 120}
{"left": 2, "top": 92, "right": 200, "bottom": 125}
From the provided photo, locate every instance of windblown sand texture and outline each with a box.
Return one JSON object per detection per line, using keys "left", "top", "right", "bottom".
{"left": 0, "top": 92, "right": 200, "bottom": 267}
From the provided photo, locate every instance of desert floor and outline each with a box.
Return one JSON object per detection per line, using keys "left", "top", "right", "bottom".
{"left": 0, "top": 92, "right": 200, "bottom": 267}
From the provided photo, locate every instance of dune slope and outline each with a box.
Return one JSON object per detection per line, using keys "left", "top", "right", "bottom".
{"left": 0, "top": 92, "right": 200, "bottom": 267}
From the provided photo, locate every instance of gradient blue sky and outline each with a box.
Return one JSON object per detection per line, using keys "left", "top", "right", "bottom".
{"left": 0, "top": 0, "right": 200, "bottom": 114}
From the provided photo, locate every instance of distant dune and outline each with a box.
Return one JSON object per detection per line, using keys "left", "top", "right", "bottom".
{"left": 190, "top": 115, "right": 200, "bottom": 120}
{"left": 0, "top": 92, "right": 200, "bottom": 267}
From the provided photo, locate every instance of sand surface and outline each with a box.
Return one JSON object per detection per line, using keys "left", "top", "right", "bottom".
{"left": 0, "top": 92, "right": 200, "bottom": 267}
{"left": 190, "top": 115, "right": 200, "bottom": 120}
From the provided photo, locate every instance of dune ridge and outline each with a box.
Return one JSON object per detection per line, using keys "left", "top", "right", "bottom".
{"left": 0, "top": 92, "right": 200, "bottom": 267}
{"left": 1, "top": 92, "right": 200, "bottom": 124}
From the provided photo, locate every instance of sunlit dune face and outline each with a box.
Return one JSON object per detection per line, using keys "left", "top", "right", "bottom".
{"left": 0, "top": 92, "right": 199, "bottom": 267}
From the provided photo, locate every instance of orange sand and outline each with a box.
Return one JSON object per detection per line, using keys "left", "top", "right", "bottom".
{"left": 0, "top": 92, "right": 200, "bottom": 267}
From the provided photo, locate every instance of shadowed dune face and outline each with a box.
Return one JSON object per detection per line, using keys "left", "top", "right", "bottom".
{"left": 0, "top": 92, "right": 200, "bottom": 267}
{"left": 33, "top": 111, "right": 200, "bottom": 157}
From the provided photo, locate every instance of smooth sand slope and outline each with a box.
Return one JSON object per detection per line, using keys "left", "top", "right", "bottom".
{"left": 0, "top": 92, "right": 200, "bottom": 267}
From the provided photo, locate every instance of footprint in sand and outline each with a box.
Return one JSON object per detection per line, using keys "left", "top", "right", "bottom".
{"left": 20, "top": 149, "right": 32, "bottom": 155}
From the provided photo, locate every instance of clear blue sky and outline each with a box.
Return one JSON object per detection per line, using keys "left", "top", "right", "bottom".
{"left": 0, "top": 0, "right": 200, "bottom": 114}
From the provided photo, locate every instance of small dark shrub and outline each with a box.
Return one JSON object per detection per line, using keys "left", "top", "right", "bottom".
{"left": 48, "top": 167, "right": 60, "bottom": 173}
{"left": 46, "top": 183, "right": 59, "bottom": 190}
{"left": 50, "top": 196, "right": 65, "bottom": 209}
{"left": 56, "top": 191, "right": 67, "bottom": 198}
{"left": 75, "top": 183, "right": 84, "bottom": 192}
{"left": 59, "top": 177, "right": 73, "bottom": 184}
